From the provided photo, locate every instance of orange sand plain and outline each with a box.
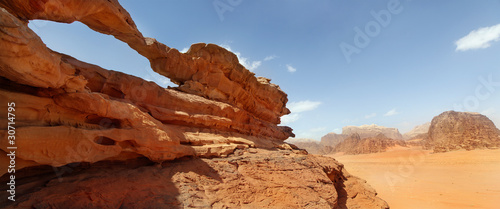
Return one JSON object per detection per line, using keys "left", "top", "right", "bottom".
{"left": 328, "top": 146, "right": 500, "bottom": 209}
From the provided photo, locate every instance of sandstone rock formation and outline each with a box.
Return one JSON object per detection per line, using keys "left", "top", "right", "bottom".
{"left": 318, "top": 126, "right": 405, "bottom": 155}
{"left": 0, "top": 148, "right": 388, "bottom": 209}
{"left": 0, "top": 0, "right": 293, "bottom": 171}
{"left": 403, "top": 122, "right": 430, "bottom": 140}
{"left": 343, "top": 124, "right": 403, "bottom": 140}
{"left": 333, "top": 134, "right": 406, "bottom": 155}
{"left": 286, "top": 138, "right": 334, "bottom": 155}
{"left": 426, "top": 111, "right": 500, "bottom": 152}
{"left": 321, "top": 133, "right": 348, "bottom": 147}
{"left": 0, "top": 0, "right": 389, "bottom": 208}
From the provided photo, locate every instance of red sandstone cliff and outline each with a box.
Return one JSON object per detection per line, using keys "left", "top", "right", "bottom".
{"left": 0, "top": 0, "right": 388, "bottom": 208}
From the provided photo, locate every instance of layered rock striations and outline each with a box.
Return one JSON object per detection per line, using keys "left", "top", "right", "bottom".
{"left": 332, "top": 134, "right": 406, "bottom": 155}
{"left": 426, "top": 111, "right": 500, "bottom": 152}
{"left": 0, "top": 0, "right": 289, "bottom": 125}
{"left": 0, "top": 0, "right": 388, "bottom": 208}
{"left": 342, "top": 124, "right": 403, "bottom": 140}
{"left": 0, "top": 149, "right": 388, "bottom": 209}
{"left": 0, "top": 0, "right": 293, "bottom": 170}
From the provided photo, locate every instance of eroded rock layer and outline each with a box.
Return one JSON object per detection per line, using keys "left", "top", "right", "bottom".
{"left": 0, "top": 0, "right": 290, "bottom": 124}
{"left": 0, "top": 149, "right": 388, "bottom": 209}
{"left": 0, "top": 0, "right": 389, "bottom": 208}
{"left": 0, "top": 0, "right": 293, "bottom": 170}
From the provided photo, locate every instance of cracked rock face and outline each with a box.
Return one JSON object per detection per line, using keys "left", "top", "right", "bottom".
{"left": 0, "top": 0, "right": 388, "bottom": 208}
{"left": 426, "top": 111, "right": 500, "bottom": 152}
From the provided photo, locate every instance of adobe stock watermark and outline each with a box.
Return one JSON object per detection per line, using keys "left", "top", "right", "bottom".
{"left": 384, "top": 150, "right": 426, "bottom": 192}
{"left": 340, "top": 0, "right": 407, "bottom": 63}
{"left": 453, "top": 74, "right": 500, "bottom": 112}
{"left": 213, "top": 0, "right": 243, "bottom": 22}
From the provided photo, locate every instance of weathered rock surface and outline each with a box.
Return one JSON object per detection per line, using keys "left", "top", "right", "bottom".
{"left": 403, "top": 122, "right": 430, "bottom": 140}
{"left": 333, "top": 134, "right": 406, "bottom": 155}
{"left": 321, "top": 133, "right": 348, "bottom": 147}
{"left": 0, "top": 0, "right": 290, "bottom": 125}
{"left": 0, "top": 0, "right": 389, "bottom": 207}
{"left": 0, "top": 0, "right": 293, "bottom": 172}
{"left": 342, "top": 124, "right": 403, "bottom": 140}
{"left": 0, "top": 148, "right": 389, "bottom": 209}
{"left": 286, "top": 138, "right": 334, "bottom": 155}
{"left": 426, "top": 111, "right": 500, "bottom": 152}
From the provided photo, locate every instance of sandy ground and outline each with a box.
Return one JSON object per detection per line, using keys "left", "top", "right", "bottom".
{"left": 328, "top": 146, "right": 500, "bottom": 209}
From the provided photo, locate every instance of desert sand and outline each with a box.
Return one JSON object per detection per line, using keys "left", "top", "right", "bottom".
{"left": 329, "top": 146, "right": 500, "bottom": 209}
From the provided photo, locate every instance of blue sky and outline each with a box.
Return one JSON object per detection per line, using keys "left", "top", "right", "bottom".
{"left": 29, "top": 0, "right": 500, "bottom": 140}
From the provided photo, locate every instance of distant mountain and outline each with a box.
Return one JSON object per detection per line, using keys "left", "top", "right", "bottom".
{"left": 332, "top": 133, "right": 406, "bottom": 155}
{"left": 285, "top": 138, "right": 333, "bottom": 155}
{"left": 320, "top": 133, "right": 348, "bottom": 147}
{"left": 342, "top": 124, "right": 403, "bottom": 140}
{"left": 403, "top": 122, "right": 431, "bottom": 140}
{"left": 426, "top": 111, "right": 500, "bottom": 152}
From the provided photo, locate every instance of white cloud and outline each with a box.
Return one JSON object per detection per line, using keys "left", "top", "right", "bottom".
{"left": 220, "top": 44, "right": 263, "bottom": 71}
{"left": 310, "top": 127, "right": 327, "bottom": 133}
{"left": 365, "top": 113, "right": 377, "bottom": 119}
{"left": 288, "top": 100, "right": 321, "bottom": 113}
{"left": 293, "top": 127, "right": 328, "bottom": 141}
{"left": 384, "top": 108, "right": 399, "bottom": 117}
{"left": 455, "top": 23, "right": 500, "bottom": 51}
{"left": 238, "top": 57, "right": 261, "bottom": 71}
{"left": 286, "top": 64, "right": 297, "bottom": 73}
{"left": 280, "top": 100, "right": 321, "bottom": 125}
{"left": 264, "top": 55, "right": 277, "bottom": 61}
{"left": 332, "top": 128, "right": 342, "bottom": 134}
{"left": 180, "top": 47, "right": 189, "bottom": 53}
{"left": 143, "top": 70, "right": 176, "bottom": 88}
{"left": 281, "top": 113, "right": 300, "bottom": 125}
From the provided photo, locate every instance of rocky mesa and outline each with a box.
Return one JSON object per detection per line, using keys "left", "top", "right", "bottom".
{"left": 332, "top": 133, "right": 406, "bottom": 155}
{"left": 0, "top": 0, "right": 388, "bottom": 208}
{"left": 426, "top": 111, "right": 500, "bottom": 152}
{"left": 342, "top": 124, "right": 403, "bottom": 140}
